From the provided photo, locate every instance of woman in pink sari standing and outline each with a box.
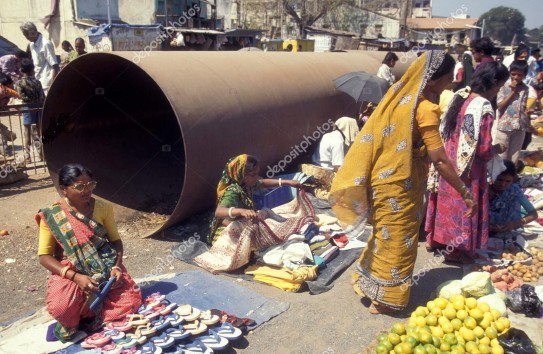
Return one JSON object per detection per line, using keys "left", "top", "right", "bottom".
{"left": 425, "top": 62, "right": 509, "bottom": 263}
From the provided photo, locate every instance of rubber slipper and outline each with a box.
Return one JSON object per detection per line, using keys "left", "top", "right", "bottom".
{"left": 198, "top": 331, "right": 229, "bottom": 350}
{"left": 135, "top": 323, "right": 157, "bottom": 337}
{"left": 165, "top": 327, "right": 191, "bottom": 342}
{"left": 144, "top": 292, "right": 166, "bottom": 306}
{"left": 198, "top": 310, "right": 219, "bottom": 326}
{"left": 137, "top": 342, "right": 163, "bottom": 354}
{"left": 114, "top": 336, "right": 138, "bottom": 349}
{"left": 182, "top": 320, "right": 207, "bottom": 335}
{"left": 105, "top": 320, "right": 132, "bottom": 332}
{"left": 177, "top": 339, "right": 214, "bottom": 354}
{"left": 126, "top": 314, "right": 150, "bottom": 327}
{"left": 101, "top": 342, "right": 123, "bottom": 353}
{"left": 210, "top": 322, "right": 242, "bottom": 340}
{"left": 150, "top": 316, "right": 171, "bottom": 332}
{"left": 81, "top": 331, "right": 112, "bottom": 349}
{"left": 163, "top": 312, "right": 184, "bottom": 327}
{"left": 104, "top": 329, "right": 125, "bottom": 341}
{"left": 157, "top": 299, "right": 177, "bottom": 315}
{"left": 150, "top": 332, "right": 175, "bottom": 349}
{"left": 126, "top": 332, "right": 148, "bottom": 345}
{"left": 174, "top": 305, "right": 201, "bottom": 322}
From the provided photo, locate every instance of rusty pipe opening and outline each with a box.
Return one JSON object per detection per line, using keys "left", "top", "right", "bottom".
{"left": 43, "top": 54, "right": 184, "bottom": 218}
{"left": 42, "top": 51, "right": 413, "bottom": 236}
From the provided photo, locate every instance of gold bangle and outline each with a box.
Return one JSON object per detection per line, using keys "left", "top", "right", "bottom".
{"left": 111, "top": 266, "right": 122, "bottom": 272}
{"left": 60, "top": 265, "right": 70, "bottom": 279}
{"left": 70, "top": 270, "right": 77, "bottom": 281}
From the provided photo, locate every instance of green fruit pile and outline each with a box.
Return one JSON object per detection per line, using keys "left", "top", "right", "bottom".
{"left": 374, "top": 295, "right": 510, "bottom": 354}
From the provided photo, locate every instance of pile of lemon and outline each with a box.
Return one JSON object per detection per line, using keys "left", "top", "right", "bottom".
{"left": 375, "top": 295, "right": 510, "bottom": 354}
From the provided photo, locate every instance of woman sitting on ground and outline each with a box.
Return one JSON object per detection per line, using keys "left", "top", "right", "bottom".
{"left": 36, "top": 163, "right": 142, "bottom": 342}
{"left": 489, "top": 160, "right": 538, "bottom": 237}
{"left": 208, "top": 154, "right": 302, "bottom": 245}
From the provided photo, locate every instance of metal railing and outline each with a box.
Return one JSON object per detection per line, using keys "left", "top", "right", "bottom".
{"left": 0, "top": 104, "right": 47, "bottom": 181}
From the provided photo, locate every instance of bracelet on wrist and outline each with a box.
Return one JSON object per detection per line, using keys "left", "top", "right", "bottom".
{"left": 228, "top": 207, "right": 234, "bottom": 219}
{"left": 278, "top": 178, "right": 282, "bottom": 187}
{"left": 70, "top": 270, "right": 77, "bottom": 281}
{"left": 60, "top": 265, "right": 70, "bottom": 279}
{"left": 111, "top": 266, "right": 122, "bottom": 272}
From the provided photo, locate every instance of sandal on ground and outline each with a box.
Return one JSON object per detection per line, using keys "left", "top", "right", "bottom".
{"left": 150, "top": 332, "right": 175, "bottom": 349}
{"left": 198, "top": 310, "right": 219, "bottom": 326}
{"left": 177, "top": 339, "right": 214, "bottom": 354}
{"left": 209, "top": 322, "right": 242, "bottom": 340}
{"left": 183, "top": 320, "right": 207, "bottom": 335}
{"left": 165, "top": 327, "right": 190, "bottom": 342}
{"left": 174, "top": 305, "right": 201, "bottom": 322}
{"left": 81, "top": 331, "right": 112, "bottom": 349}
{"left": 198, "top": 331, "right": 229, "bottom": 350}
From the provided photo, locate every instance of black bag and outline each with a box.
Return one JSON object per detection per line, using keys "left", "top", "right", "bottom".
{"left": 498, "top": 328, "right": 536, "bottom": 354}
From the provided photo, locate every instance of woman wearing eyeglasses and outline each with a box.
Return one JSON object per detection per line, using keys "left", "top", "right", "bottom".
{"left": 35, "top": 163, "right": 142, "bottom": 342}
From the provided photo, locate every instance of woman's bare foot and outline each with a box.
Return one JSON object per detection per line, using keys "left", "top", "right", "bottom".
{"left": 369, "top": 303, "right": 397, "bottom": 315}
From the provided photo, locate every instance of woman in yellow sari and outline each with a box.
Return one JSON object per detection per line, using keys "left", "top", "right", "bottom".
{"left": 330, "top": 51, "right": 477, "bottom": 313}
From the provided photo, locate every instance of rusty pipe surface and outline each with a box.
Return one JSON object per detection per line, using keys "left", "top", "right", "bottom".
{"left": 42, "top": 51, "right": 414, "bottom": 235}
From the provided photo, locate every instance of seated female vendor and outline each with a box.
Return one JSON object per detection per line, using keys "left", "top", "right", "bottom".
{"left": 208, "top": 154, "right": 301, "bottom": 244}
{"left": 489, "top": 160, "right": 538, "bottom": 236}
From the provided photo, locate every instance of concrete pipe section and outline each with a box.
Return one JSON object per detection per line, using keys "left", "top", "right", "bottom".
{"left": 42, "top": 50, "right": 414, "bottom": 235}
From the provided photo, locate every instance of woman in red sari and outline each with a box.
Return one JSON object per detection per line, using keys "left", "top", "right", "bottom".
{"left": 425, "top": 62, "right": 510, "bottom": 262}
{"left": 36, "top": 164, "right": 142, "bottom": 342}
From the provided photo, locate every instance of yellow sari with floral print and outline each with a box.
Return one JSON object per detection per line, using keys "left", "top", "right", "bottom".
{"left": 330, "top": 51, "right": 447, "bottom": 310}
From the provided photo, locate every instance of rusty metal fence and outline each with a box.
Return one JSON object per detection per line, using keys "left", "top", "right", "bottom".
{"left": 0, "top": 104, "right": 47, "bottom": 183}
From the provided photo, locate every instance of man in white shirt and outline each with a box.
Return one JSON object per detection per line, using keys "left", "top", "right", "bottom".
{"left": 312, "top": 117, "right": 359, "bottom": 171}
{"left": 20, "top": 22, "right": 59, "bottom": 95}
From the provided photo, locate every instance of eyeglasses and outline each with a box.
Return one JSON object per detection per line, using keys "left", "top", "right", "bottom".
{"left": 70, "top": 181, "right": 98, "bottom": 192}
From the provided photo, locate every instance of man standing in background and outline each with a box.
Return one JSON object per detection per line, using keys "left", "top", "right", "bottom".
{"left": 19, "top": 22, "right": 59, "bottom": 96}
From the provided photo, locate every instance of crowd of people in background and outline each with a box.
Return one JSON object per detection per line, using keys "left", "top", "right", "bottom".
{"left": 0, "top": 22, "right": 88, "bottom": 162}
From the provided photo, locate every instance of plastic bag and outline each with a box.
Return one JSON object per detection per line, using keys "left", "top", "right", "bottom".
{"left": 506, "top": 284, "right": 543, "bottom": 317}
{"left": 498, "top": 328, "right": 536, "bottom": 354}
{"left": 520, "top": 284, "right": 543, "bottom": 318}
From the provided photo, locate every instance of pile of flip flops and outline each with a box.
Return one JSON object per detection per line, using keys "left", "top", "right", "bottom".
{"left": 78, "top": 292, "right": 254, "bottom": 353}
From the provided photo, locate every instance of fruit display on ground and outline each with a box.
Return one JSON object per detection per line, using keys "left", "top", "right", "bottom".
{"left": 374, "top": 295, "right": 511, "bottom": 354}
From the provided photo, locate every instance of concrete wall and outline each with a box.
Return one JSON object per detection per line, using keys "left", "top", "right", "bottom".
{"left": 0, "top": 0, "right": 157, "bottom": 53}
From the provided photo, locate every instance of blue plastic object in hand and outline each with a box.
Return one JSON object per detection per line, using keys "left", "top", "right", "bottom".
{"left": 89, "top": 276, "right": 117, "bottom": 312}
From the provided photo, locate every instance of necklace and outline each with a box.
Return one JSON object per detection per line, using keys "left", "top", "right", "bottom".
{"left": 65, "top": 197, "right": 92, "bottom": 217}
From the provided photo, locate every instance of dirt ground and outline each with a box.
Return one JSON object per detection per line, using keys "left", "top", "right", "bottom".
{"left": 0, "top": 170, "right": 466, "bottom": 354}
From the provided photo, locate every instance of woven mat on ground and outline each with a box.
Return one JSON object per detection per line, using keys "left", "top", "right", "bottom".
{"left": 0, "top": 271, "right": 289, "bottom": 354}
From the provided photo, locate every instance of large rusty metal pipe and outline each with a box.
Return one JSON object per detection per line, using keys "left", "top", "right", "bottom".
{"left": 42, "top": 51, "right": 412, "bottom": 235}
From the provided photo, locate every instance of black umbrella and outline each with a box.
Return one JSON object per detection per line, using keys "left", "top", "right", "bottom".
{"left": 334, "top": 71, "right": 390, "bottom": 104}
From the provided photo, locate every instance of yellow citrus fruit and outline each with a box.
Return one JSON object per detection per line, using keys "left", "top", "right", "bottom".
{"left": 477, "top": 301, "right": 490, "bottom": 313}
{"left": 431, "top": 326, "right": 444, "bottom": 339}
{"left": 419, "top": 331, "right": 432, "bottom": 345}
{"left": 392, "top": 323, "right": 407, "bottom": 336}
{"left": 463, "top": 316, "right": 477, "bottom": 330}
{"left": 452, "top": 299, "right": 465, "bottom": 311}
{"left": 405, "top": 336, "right": 419, "bottom": 347}
{"left": 413, "top": 345, "right": 427, "bottom": 354}
{"left": 434, "top": 298, "right": 449, "bottom": 310}
{"left": 443, "top": 304, "right": 457, "bottom": 320}
{"left": 416, "top": 306, "right": 429, "bottom": 317}
{"left": 427, "top": 300, "right": 437, "bottom": 311}
{"left": 498, "top": 317, "right": 510, "bottom": 330}
{"left": 469, "top": 308, "right": 484, "bottom": 322}
{"left": 398, "top": 342, "right": 414, "bottom": 354}
{"left": 443, "top": 333, "right": 458, "bottom": 346}
{"left": 389, "top": 333, "right": 401, "bottom": 346}
{"left": 450, "top": 294, "right": 465, "bottom": 303}
{"left": 494, "top": 320, "right": 506, "bottom": 333}
{"left": 451, "top": 318, "right": 463, "bottom": 331}
{"left": 465, "top": 341, "right": 479, "bottom": 353}
{"left": 465, "top": 297, "right": 478, "bottom": 310}
{"left": 490, "top": 309, "right": 501, "bottom": 321}
{"left": 479, "top": 317, "right": 491, "bottom": 330}
{"left": 491, "top": 345, "right": 504, "bottom": 354}
{"left": 415, "top": 316, "right": 427, "bottom": 327}
{"left": 441, "top": 322, "right": 454, "bottom": 334}
{"left": 461, "top": 328, "right": 475, "bottom": 342}
{"left": 425, "top": 343, "right": 437, "bottom": 354}
{"left": 479, "top": 343, "right": 491, "bottom": 354}
{"left": 456, "top": 309, "right": 468, "bottom": 321}
{"left": 432, "top": 306, "right": 442, "bottom": 318}
{"left": 438, "top": 316, "right": 450, "bottom": 327}
{"left": 408, "top": 318, "right": 417, "bottom": 327}
{"left": 440, "top": 342, "right": 451, "bottom": 352}
{"left": 479, "top": 337, "right": 491, "bottom": 346}
{"left": 473, "top": 326, "right": 485, "bottom": 339}
{"left": 490, "top": 338, "right": 500, "bottom": 347}
{"left": 426, "top": 314, "right": 438, "bottom": 326}
{"left": 485, "top": 327, "right": 498, "bottom": 339}
{"left": 376, "top": 343, "right": 389, "bottom": 354}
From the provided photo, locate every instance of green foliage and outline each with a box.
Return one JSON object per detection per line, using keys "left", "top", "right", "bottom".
{"left": 479, "top": 6, "right": 525, "bottom": 45}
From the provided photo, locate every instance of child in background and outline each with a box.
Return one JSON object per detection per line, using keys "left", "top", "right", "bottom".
{"left": 16, "top": 58, "right": 45, "bottom": 163}
{"left": 495, "top": 60, "right": 532, "bottom": 164}
{"left": 357, "top": 101, "right": 375, "bottom": 129}
{"left": 0, "top": 72, "right": 19, "bottom": 107}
